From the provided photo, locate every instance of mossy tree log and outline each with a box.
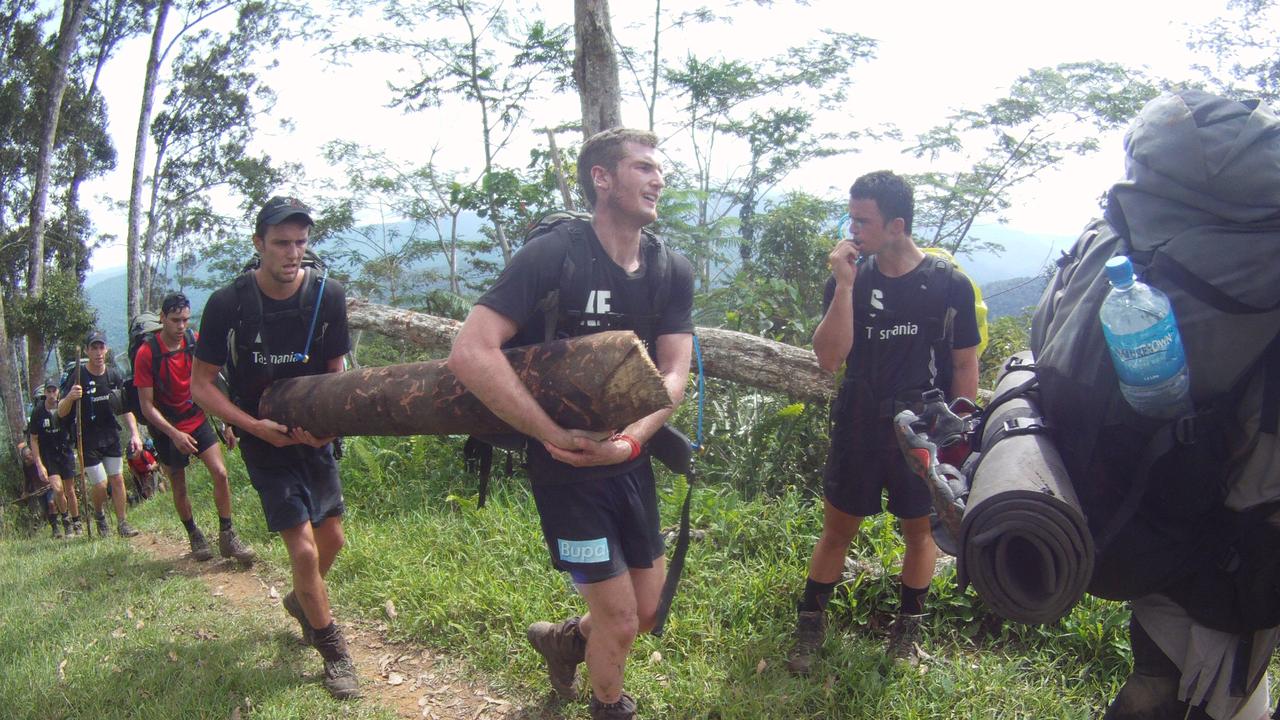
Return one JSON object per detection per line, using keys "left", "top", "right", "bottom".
{"left": 345, "top": 299, "right": 835, "bottom": 404}
{"left": 258, "top": 331, "right": 671, "bottom": 438}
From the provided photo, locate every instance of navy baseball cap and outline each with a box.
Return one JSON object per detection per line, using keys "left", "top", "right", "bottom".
{"left": 256, "top": 196, "right": 314, "bottom": 228}
{"left": 85, "top": 329, "right": 107, "bottom": 346}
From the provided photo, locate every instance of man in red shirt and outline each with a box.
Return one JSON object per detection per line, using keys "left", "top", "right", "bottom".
{"left": 135, "top": 292, "right": 255, "bottom": 563}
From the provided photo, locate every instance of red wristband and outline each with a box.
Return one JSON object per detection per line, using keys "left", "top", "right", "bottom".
{"left": 610, "top": 432, "right": 642, "bottom": 461}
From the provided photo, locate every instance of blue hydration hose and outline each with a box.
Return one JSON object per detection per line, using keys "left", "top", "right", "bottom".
{"left": 295, "top": 267, "right": 329, "bottom": 364}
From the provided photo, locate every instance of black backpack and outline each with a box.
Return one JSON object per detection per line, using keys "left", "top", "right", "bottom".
{"left": 123, "top": 312, "right": 199, "bottom": 428}
{"left": 223, "top": 249, "right": 330, "bottom": 414}
{"left": 1028, "top": 91, "right": 1280, "bottom": 633}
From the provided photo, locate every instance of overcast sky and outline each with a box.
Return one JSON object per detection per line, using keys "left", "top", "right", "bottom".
{"left": 80, "top": 0, "right": 1227, "bottom": 271}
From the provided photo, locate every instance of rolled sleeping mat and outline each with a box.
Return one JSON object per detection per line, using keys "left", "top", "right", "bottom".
{"left": 960, "top": 351, "right": 1094, "bottom": 625}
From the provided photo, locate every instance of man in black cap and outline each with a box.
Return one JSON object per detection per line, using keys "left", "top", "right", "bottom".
{"left": 135, "top": 291, "right": 256, "bottom": 563}
{"left": 59, "top": 330, "right": 143, "bottom": 537}
{"left": 28, "top": 379, "right": 79, "bottom": 537}
{"left": 191, "top": 195, "right": 358, "bottom": 700}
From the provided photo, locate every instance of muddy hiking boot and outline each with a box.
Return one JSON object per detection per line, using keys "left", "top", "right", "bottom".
{"left": 885, "top": 613, "right": 925, "bottom": 666}
{"left": 94, "top": 513, "right": 109, "bottom": 537}
{"left": 117, "top": 520, "right": 140, "bottom": 538}
{"left": 786, "top": 608, "right": 826, "bottom": 675}
{"left": 313, "top": 623, "right": 360, "bottom": 700}
{"left": 590, "top": 692, "right": 637, "bottom": 720}
{"left": 218, "top": 528, "right": 256, "bottom": 563}
{"left": 527, "top": 615, "right": 586, "bottom": 701}
{"left": 51, "top": 520, "right": 64, "bottom": 539}
{"left": 282, "top": 591, "right": 315, "bottom": 646}
{"left": 189, "top": 529, "right": 213, "bottom": 561}
{"left": 70, "top": 518, "right": 82, "bottom": 536}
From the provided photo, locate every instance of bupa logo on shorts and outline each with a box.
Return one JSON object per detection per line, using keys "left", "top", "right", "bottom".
{"left": 558, "top": 537, "right": 610, "bottom": 564}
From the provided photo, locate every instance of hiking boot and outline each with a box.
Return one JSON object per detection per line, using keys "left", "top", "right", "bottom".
{"left": 786, "top": 609, "right": 826, "bottom": 675}
{"left": 70, "top": 519, "right": 82, "bottom": 536}
{"left": 117, "top": 520, "right": 140, "bottom": 538}
{"left": 589, "top": 692, "right": 637, "bottom": 720}
{"left": 189, "top": 529, "right": 213, "bottom": 561}
{"left": 218, "top": 528, "right": 256, "bottom": 563}
{"left": 51, "top": 521, "right": 64, "bottom": 540}
{"left": 322, "top": 656, "right": 361, "bottom": 700}
{"left": 62, "top": 517, "right": 72, "bottom": 535}
{"left": 526, "top": 616, "right": 586, "bottom": 701}
{"left": 885, "top": 613, "right": 925, "bottom": 666}
{"left": 282, "top": 591, "right": 314, "bottom": 646}
{"left": 94, "top": 513, "right": 109, "bottom": 537}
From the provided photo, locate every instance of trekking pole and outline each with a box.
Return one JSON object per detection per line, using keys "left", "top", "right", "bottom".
{"left": 74, "top": 349, "right": 89, "bottom": 538}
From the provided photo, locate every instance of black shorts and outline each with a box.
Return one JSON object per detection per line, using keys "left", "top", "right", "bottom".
{"left": 39, "top": 449, "right": 76, "bottom": 479}
{"left": 824, "top": 416, "right": 932, "bottom": 520}
{"left": 152, "top": 419, "right": 219, "bottom": 469}
{"left": 82, "top": 434, "right": 122, "bottom": 469}
{"left": 529, "top": 462, "right": 665, "bottom": 585}
{"left": 244, "top": 444, "right": 344, "bottom": 533}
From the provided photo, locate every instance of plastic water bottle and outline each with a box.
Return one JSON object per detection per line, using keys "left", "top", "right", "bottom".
{"left": 1099, "top": 256, "right": 1192, "bottom": 419}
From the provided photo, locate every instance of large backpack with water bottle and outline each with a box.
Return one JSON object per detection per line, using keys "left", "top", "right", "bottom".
{"left": 1028, "top": 90, "right": 1280, "bottom": 632}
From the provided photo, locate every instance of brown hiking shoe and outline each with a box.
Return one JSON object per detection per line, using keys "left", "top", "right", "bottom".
{"left": 70, "top": 518, "right": 83, "bottom": 536}
{"left": 218, "top": 528, "right": 256, "bottom": 563}
{"left": 322, "top": 656, "right": 361, "bottom": 700}
{"left": 282, "top": 591, "right": 314, "bottom": 646}
{"left": 885, "top": 613, "right": 925, "bottom": 666}
{"left": 189, "top": 529, "right": 213, "bottom": 561}
{"left": 51, "top": 521, "right": 64, "bottom": 539}
{"left": 117, "top": 520, "right": 140, "bottom": 538}
{"left": 95, "top": 513, "right": 109, "bottom": 537}
{"left": 786, "top": 609, "right": 826, "bottom": 675}
{"left": 527, "top": 616, "right": 586, "bottom": 701}
{"left": 589, "top": 692, "right": 637, "bottom": 720}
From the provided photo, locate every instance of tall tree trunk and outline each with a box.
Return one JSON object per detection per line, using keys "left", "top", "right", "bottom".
{"left": 544, "top": 128, "right": 576, "bottom": 210}
{"left": 0, "top": 292, "right": 28, "bottom": 449}
{"left": 574, "top": 0, "right": 622, "bottom": 138}
{"left": 26, "top": 0, "right": 88, "bottom": 393}
{"left": 126, "top": 0, "right": 170, "bottom": 322}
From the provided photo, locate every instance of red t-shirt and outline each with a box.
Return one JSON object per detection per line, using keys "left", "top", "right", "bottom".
{"left": 133, "top": 332, "right": 206, "bottom": 434}
{"left": 128, "top": 449, "right": 157, "bottom": 474}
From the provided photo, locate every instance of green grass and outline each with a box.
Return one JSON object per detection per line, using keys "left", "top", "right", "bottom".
{"left": 0, "top": 524, "right": 396, "bottom": 720}
{"left": 1, "top": 432, "right": 1136, "bottom": 719}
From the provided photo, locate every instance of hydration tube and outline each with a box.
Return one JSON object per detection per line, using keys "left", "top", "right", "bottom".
{"left": 295, "top": 267, "right": 329, "bottom": 364}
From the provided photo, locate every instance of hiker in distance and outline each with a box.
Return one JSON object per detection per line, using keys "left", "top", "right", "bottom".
{"left": 190, "top": 196, "right": 359, "bottom": 700}
{"left": 448, "top": 127, "right": 695, "bottom": 720}
{"left": 59, "top": 330, "right": 143, "bottom": 538}
{"left": 16, "top": 441, "right": 58, "bottom": 536}
{"left": 28, "top": 379, "right": 80, "bottom": 537}
{"left": 135, "top": 291, "right": 256, "bottom": 564}
{"left": 788, "top": 171, "right": 980, "bottom": 672}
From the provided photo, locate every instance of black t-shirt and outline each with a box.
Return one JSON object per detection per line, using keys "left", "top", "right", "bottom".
{"left": 822, "top": 256, "right": 980, "bottom": 398}
{"left": 196, "top": 271, "right": 351, "bottom": 466}
{"left": 59, "top": 365, "right": 123, "bottom": 445}
{"left": 476, "top": 221, "right": 695, "bottom": 482}
{"left": 28, "top": 403, "right": 73, "bottom": 460}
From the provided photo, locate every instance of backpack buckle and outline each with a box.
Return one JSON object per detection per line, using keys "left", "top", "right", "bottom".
{"left": 1001, "top": 416, "right": 1048, "bottom": 437}
{"left": 1174, "top": 414, "right": 1198, "bottom": 445}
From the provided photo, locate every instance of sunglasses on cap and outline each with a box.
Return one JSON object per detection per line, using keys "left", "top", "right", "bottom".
{"left": 162, "top": 293, "right": 190, "bottom": 314}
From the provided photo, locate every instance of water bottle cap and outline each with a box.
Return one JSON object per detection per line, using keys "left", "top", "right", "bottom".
{"left": 1104, "top": 256, "right": 1135, "bottom": 288}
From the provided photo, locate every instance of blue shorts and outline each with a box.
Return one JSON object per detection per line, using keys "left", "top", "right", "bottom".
{"left": 244, "top": 445, "right": 344, "bottom": 532}
{"left": 530, "top": 463, "right": 665, "bottom": 585}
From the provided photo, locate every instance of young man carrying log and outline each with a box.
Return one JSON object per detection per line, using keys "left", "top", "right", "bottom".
{"left": 59, "top": 330, "right": 143, "bottom": 538}
{"left": 787, "top": 171, "right": 980, "bottom": 672}
{"left": 135, "top": 291, "right": 255, "bottom": 564}
{"left": 449, "top": 128, "right": 695, "bottom": 720}
{"left": 190, "top": 196, "right": 359, "bottom": 700}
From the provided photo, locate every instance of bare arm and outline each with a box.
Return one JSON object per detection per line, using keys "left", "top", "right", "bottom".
{"left": 190, "top": 358, "right": 295, "bottom": 448}
{"left": 447, "top": 304, "right": 576, "bottom": 450}
{"left": 813, "top": 241, "right": 860, "bottom": 374}
{"left": 29, "top": 435, "right": 47, "bottom": 479}
{"left": 949, "top": 345, "right": 980, "bottom": 403}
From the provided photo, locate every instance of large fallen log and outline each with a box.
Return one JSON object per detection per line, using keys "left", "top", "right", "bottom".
{"left": 257, "top": 330, "right": 671, "bottom": 438}
{"left": 346, "top": 298, "right": 835, "bottom": 403}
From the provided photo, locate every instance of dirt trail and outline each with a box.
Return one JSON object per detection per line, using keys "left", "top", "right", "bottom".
{"left": 135, "top": 531, "right": 541, "bottom": 719}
